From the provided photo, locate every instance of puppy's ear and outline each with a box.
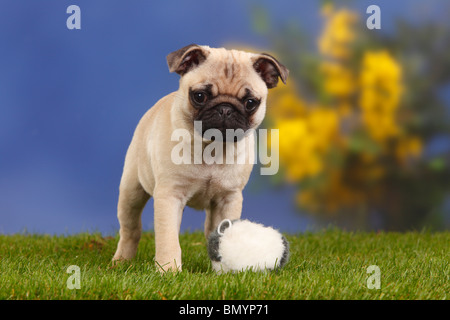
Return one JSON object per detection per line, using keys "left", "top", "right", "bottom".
{"left": 167, "top": 44, "right": 209, "bottom": 76}
{"left": 253, "top": 53, "right": 289, "bottom": 89}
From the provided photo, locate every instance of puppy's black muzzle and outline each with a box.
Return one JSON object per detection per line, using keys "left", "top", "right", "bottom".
{"left": 216, "top": 103, "right": 234, "bottom": 119}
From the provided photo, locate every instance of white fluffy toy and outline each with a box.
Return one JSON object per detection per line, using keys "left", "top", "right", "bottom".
{"left": 207, "top": 219, "right": 289, "bottom": 273}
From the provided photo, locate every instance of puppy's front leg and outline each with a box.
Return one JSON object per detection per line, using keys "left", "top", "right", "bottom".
{"left": 204, "top": 191, "right": 243, "bottom": 238}
{"left": 153, "top": 191, "right": 185, "bottom": 272}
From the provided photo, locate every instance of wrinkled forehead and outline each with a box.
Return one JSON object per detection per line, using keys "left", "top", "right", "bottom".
{"left": 183, "top": 48, "right": 268, "bottom": 98}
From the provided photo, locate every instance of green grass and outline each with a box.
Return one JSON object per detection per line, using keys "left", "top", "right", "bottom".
{"left": 0, "top": 230, "right": 448, "bottom": 300}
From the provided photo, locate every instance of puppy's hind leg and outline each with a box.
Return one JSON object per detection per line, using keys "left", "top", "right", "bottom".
{"left": 113, "top": 170, "right": 150, "bottom": 262}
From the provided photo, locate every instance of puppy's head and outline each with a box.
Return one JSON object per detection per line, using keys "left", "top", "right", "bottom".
{"left": 167, "top": 44, "right": 288, "bottom": 141}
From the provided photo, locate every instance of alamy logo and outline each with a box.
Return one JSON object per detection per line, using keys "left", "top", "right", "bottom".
{"left": 66, "top": 265, "right": 81, "bottom": 289}
{"left": 170, "top": 121, "right": 279, "bottom": 175}
{"left": 366, "top": 265, "right": 381, "bottom": 289}
{"left": 66, "top": 5, "right": 81, "bottom": 30}
{"left": 366, "top": 5, "right": 381, "bottom": 30}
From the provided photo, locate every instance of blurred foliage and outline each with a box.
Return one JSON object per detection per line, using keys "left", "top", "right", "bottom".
{"left": 255, "top": 2, "right": 450, "bottom": 230}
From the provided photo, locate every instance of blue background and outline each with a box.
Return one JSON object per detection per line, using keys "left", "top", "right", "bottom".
{"left": 0, "top": 0, "right": 447, "bottom": 235}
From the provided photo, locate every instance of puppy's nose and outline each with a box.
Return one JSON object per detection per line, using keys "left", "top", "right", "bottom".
{"left": 217, "top": 104, "right": 234, "bottom": 118}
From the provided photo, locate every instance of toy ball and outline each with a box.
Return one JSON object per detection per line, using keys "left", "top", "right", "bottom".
{"left": 207, "top": 219, "right": 289, "bottom": 273}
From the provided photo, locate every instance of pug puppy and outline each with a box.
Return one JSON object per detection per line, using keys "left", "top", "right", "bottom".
{"left": 112, "top": 44, "right": 288, "bottom": 271}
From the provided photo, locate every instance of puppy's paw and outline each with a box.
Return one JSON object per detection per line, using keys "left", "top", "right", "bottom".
{"left": 111, "top": 255, "right": 129, "bottom": 265}
{"left": 155, "top": 259, "right": 182, "bottom": 274}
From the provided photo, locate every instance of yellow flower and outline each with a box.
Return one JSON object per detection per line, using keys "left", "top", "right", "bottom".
{"left": 276, "top": 119, "right": 323, "bottom": 181}
{"left": 307, "top": 107, "right": 339, "bottom": 152}
{"left": 362, "top": 110, "right": 400, "bottom": 142}
{"left": 360, "top": 51, "right": 402, "bottom": 87}
{"left": 320, "top": 61, "right": 356, "bottom": 98}
{"left": 267, "top": 81, "right": 306, "bottom": 121}
{"left": 318, "top": 8, "right": 358, "bottom": 60}
{"left": 359, "top": 51, "right": 403, "bottom": 142}
{"left": 273, "top": 106, "right": 339, "bottom": 183}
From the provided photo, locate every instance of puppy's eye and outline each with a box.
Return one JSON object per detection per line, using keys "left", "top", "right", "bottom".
{"left": 192, "top": 91, "right": 208, "bottom": 104}
{"left": 244, "top": 98, "right": 260, "bottom": 112}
